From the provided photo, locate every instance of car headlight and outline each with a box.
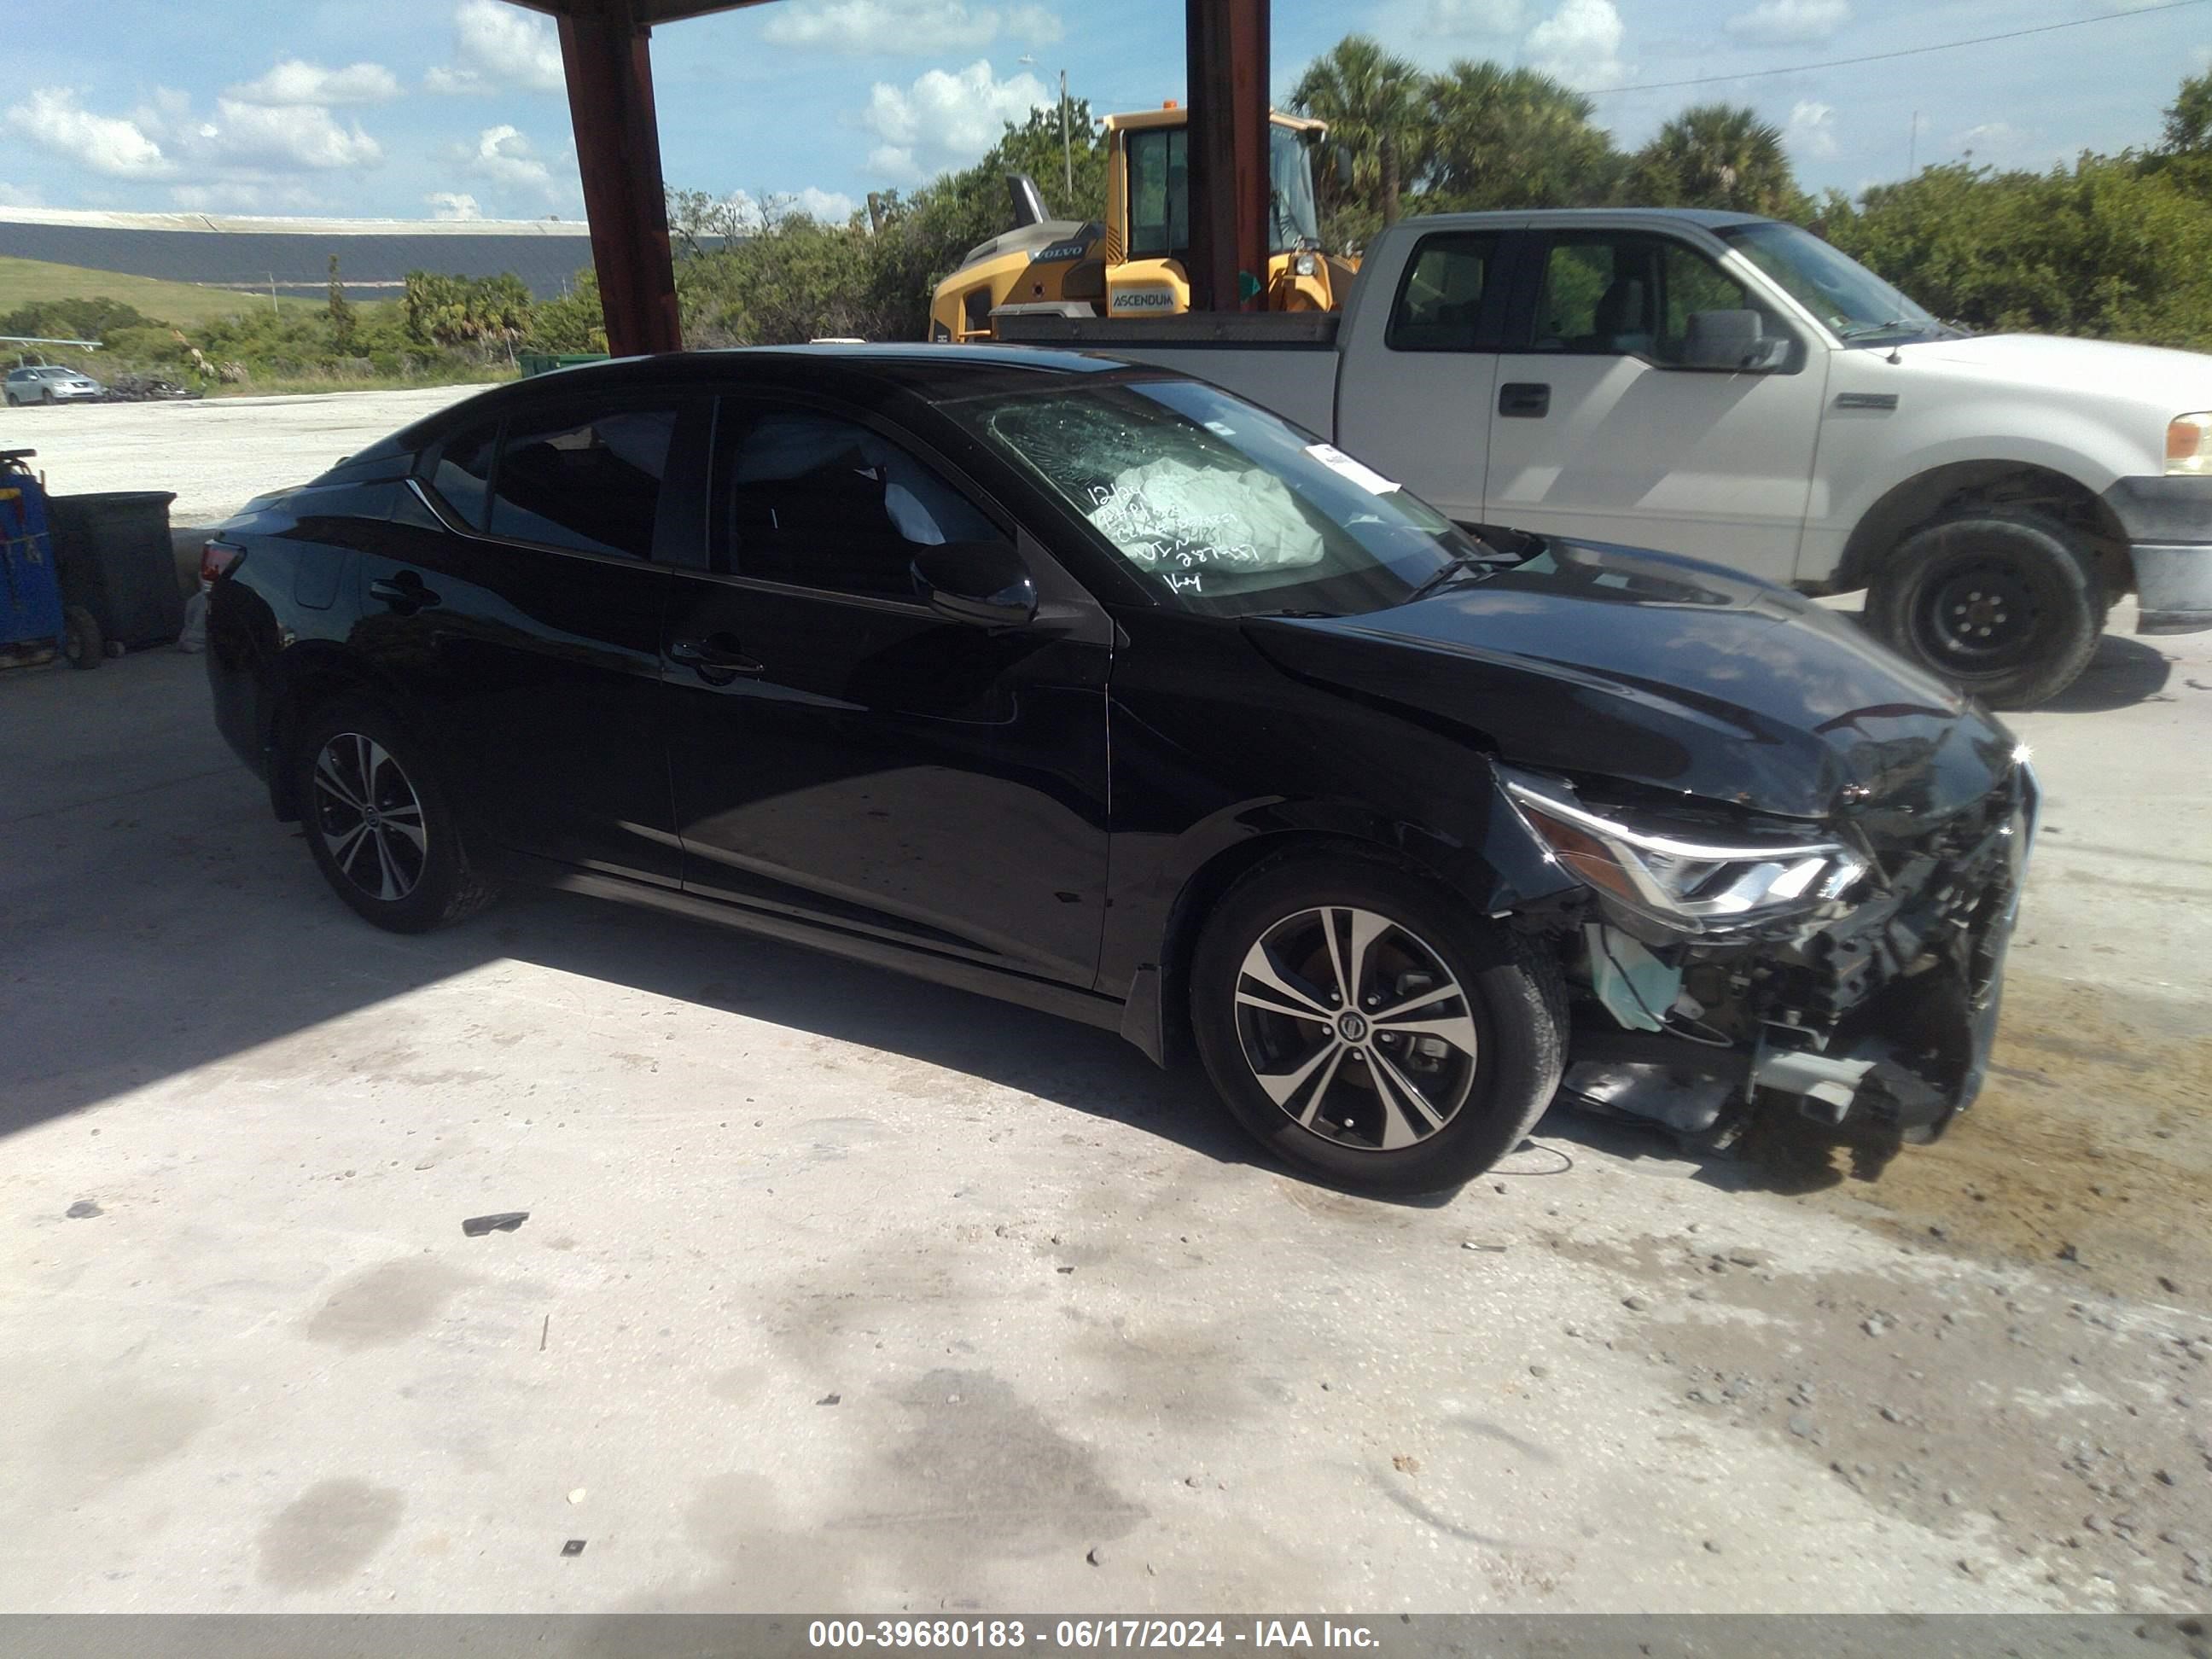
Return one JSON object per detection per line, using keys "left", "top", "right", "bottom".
{"left": 1294, "top": 252, "right": 1318, "bottom": 277}
{"left": 2169, "top": 412, "right": 2212, "bottom": 476}
{"left": 1500, "top": 771, "right": 1868, "bottom": 934}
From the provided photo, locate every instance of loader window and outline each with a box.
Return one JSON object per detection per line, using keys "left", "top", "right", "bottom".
{"left": 1126, "top": 127, "right": 1189, "bottom": 261}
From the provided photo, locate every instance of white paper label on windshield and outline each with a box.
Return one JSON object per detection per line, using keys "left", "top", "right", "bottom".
{"left": 1304, "top": 442, "right": 1400, "bottom": 496}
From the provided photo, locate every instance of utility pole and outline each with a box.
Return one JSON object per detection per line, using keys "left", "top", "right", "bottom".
{"left": 1059, "top": 68, "right": 1073, "bottom": 200}
{"left": 269, "top": 271, "right": 279, "bottom": 315}
{"left": 1907, "top": 110, "right": 1918, "bottom": 177}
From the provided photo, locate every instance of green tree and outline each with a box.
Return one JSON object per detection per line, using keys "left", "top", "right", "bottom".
{"left": 1289, "top": 35, "right": 1427, "bottom": 229}
{"left": 1423, "top": 60, "right": 1617, "bottom": 210}
{"left": 2164, "top": 71, "right": 2212, "bottom": 154}
{"left": 1625, "top": 103, "right": 1804, "bottom": 218}
{"left": 327, "top": 253, "right": 356, "bottom": 352}
{"left": 529, "top": 269, "right": 608, "bottom": 353}
{"left": 402, "top": 271, "right": 533, "bottom": 353}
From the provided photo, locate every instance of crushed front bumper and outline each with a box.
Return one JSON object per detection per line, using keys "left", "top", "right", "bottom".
{"left": 1562, "top": 765, "right": 2037, "bottom": 1147}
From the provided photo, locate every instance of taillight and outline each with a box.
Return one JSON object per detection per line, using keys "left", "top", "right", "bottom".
{"left": 201, "top": 539, "right": 245, "bottom": 585}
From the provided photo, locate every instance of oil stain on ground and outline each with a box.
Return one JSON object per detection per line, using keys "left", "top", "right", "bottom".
{"left": 303, "top": 1259, "right": 472, "bottom": 1350}
{"left": 257, "top": 1478, "right": 404, "bottom": 1591}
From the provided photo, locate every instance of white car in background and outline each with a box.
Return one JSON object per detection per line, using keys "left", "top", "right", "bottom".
{"left": 5, "top": 364, "right": 104, "bottom": 406}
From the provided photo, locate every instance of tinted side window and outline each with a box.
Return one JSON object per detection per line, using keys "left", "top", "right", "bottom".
{"left": 1387, "top": 232, "right": 1499, "bottom": 352}
{"left": 718, "top": 407, "right": 996, "bottom": 601}
{"left": 419, "top": 421, "right": 498, "bottom": 529}
{"left": 488, "top": 405, "right": 676, "bottom": 558}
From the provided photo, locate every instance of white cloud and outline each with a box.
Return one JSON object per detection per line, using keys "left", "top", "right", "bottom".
{"left": 454, "top": 124, "right": 567, "bottom": 203}
{"left": 226, "top": 59, "right": 400, "bottom": 107}
{"left": 791, "top": 186, "right": 859, "bottom": 221}
{"left": 1957, "top": 120, "right": 2028, "bottom": 159}
{"left": 0, "top": 180, "right": 45, "bottom": 207}
{"left": 426, "top": 190, "right": 483, "bottom": 219}
{"left": 765, "top": 0, "right": 1061, "bottom": 54}
{"left": 200, "top": 99, "right": 382, "bottom": 170}
{"left": 1726, "top": 0, "right": 1851, "bottom": 45}
{"left": 1004, "top": 4, "right": 1064, "bottom": 44}
{"left": 1524, "top": 0, "right": 1627, "bottom": 90}
{"left": 3, "top": 88, "right": 169, "bottom": 178}
{"left": 862, "top": 59, "right": 1048, "bottom": 183}
{"left": 1428, "top": 0, "right": 1523, "bottom": 33}
{"left": 1789, "top": 99, "right": 1837, "bottom": 160}
{"left": 427, "top": 0, "right": 565, "bottom": 95}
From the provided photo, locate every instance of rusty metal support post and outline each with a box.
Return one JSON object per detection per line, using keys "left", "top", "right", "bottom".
{"left": 1183, "top": 0, "right": 1268, "bottom": 313}
{"left": 557, "top": 0, "right": 683, "bottom": 356}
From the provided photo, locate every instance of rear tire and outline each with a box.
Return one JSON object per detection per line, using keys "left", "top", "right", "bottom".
{"left": 1866, "top": 511, "right": 2104, "bottom": 709}
{"left": 1190, "top": 853, "right": 1566, "bottom": 1195}
{"left": 288, "top": 697, "right": 497, "bottom": 934}
{"left": 61, "top": 606, "right": 102, "bottom": 669}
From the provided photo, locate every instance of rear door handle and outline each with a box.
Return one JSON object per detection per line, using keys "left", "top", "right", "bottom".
{"left": 1498, "top": 382, "right": 1550, "bottom": 418}
{"left": 667, "top": 633, "right": 764, "bottom": 680}
{"left": 370, "top": 572, "right": 439, "bottom": 609}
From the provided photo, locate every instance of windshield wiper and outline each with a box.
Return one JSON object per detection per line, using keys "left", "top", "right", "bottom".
{"left": 1404, "top": 553, "right": 1502, "bottom": 605}
{"left": 1836, "top": 316, "right": 1930, "bottom": 341}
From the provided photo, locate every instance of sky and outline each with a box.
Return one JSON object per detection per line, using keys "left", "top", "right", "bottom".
{"left": 0, "top": 0, "right": 2203, "bottom": 224}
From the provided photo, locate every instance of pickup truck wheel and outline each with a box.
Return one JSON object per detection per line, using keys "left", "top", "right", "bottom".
{"left": 1866, "top": 512, "right": 2104, "bottom": 709}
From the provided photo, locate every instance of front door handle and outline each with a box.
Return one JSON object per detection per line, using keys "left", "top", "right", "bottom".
{"left": 667, "top": 632, "right": 765, "bottom": 682}
{"left": 1499, "top": 381, "right": 1550, "bottom": 418}
{"left": 370, "top": 572, "right": 440, "bottom": 610}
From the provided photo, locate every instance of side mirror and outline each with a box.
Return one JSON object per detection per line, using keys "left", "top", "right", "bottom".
{"left": 911, "top": 539, "right": 1037, "bottom": 630}
{"left": 1679, "top": 309, "right": 1790, "bottom": 371}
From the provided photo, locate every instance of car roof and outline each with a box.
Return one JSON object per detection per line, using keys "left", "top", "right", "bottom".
{"left": 386, "top": 344, "right": 1160, "bottom": 449}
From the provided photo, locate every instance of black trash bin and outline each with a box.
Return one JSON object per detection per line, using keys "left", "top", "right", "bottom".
{"left": 49, "top": 490, "right": 184, "bottom": 650}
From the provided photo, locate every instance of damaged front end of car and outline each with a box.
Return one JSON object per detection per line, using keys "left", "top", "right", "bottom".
{"left": 1497, "top": 756, "right": 2038, "bottom": 1155}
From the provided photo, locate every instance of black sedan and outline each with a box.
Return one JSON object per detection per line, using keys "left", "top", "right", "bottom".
{"left": 206, "top": 346, "right": 2034, "bottom": 1194}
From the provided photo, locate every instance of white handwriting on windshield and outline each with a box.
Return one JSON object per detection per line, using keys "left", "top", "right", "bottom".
{"left": 1086, "top": 482, "right": 1261, "bottom": 576}
{"left": 1164, "top": 571, "right": 1202, "bottom": 595}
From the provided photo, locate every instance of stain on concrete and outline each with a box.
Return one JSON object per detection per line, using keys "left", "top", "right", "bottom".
{"left": 44, "top": 1386, "right": 212, "bottom": 1487}
{"left": 708, "top": 1365, "right": 766, "bottom": 1404}
{"left": 258, "top": 1478, "right": 403, "bottom": 1590}
{"left": 303, "top": 1259, "right": 470, "bottom": 1350}
{"left": 841, "top": 1368, "right": 1145, "bottom": 1575}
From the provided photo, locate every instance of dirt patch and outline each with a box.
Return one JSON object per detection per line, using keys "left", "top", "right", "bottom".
{"left": 1751, "top": 969, "right": 2212, "bottom": 1306}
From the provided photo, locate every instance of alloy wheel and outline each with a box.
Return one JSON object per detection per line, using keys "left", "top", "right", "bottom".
{"left": 311, "top": 731, "right": 428, "bottom": 902}
{"left": 1232, "top": 905, "right": 1480, "bottom": 1153}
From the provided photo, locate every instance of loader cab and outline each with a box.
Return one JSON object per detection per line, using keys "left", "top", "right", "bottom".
{"left": 1103, "top": 108, "right": 1337, "bottom": 317}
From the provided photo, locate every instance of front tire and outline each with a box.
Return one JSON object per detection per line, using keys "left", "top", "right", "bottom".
{"left": 61, "top": 606, "right": 103, "bottom": 669}
{"left": 1866, "top": 511, "right": 2104, "bottom": 709}
{"left": 289, "top": 698, "right": 496, "bottom": 933}
{"left": 1190, "top": 855, "right": 1566, "bottom": 1195}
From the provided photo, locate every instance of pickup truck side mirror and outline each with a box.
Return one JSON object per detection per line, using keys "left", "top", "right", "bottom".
{"left": 1677, "top": 309, "right": 1791, "bottom": 371}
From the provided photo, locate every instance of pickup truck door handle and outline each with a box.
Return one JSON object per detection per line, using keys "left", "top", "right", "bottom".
{"left": 369, "top": 572, "right": 439, "bottom": 610}
{"left": 667, "top": 632, "right": 765, "bottom": 682}
{"left": 1499, "top": 382, "right": 1550, "bottom": 418}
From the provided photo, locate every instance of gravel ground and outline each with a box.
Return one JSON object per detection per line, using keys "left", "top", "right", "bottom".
{"left": 0, "top": 388, "right": 2206, "bottom": 1617}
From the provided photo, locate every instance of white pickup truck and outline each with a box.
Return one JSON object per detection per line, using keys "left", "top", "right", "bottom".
{"left": 999, "top": 208, "right": 2212, "bottom": 707}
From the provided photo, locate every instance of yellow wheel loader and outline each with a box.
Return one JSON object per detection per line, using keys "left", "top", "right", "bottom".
{"left": 928, "top": 106, "right": 1358, "bottom": 342}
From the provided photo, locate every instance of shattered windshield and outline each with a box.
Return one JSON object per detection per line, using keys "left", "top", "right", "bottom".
{"left": 949, "top": 378, "right": 1485, "bottom": 618}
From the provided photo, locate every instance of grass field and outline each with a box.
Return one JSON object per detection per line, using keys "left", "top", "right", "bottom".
{"left": 207, "top": 370, "right": 516, "bottom": 398}
{"left": 0, "top": 256, "right": 314, "bottom": 329}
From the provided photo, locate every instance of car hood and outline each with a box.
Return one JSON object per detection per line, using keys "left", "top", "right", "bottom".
{"left": 1241, "top": 538, "right": 2018, "bottom": 827}
{"left": 1895, "top": 331, "right": 2212, "bottom": 410}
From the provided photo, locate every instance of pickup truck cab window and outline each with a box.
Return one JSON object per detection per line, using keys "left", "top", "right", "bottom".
{"left": 1387, "top": 231, "right": 1504, "bottom": 352}
{"left": 1531, "top": 230, "right": 1783, "bottom": 367}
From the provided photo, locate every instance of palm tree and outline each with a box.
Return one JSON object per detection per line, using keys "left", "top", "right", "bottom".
{"left": 1289, "top": 35, "right": 1427, "bottom": 226}
{"left": 1626, "top": 103, "right": 1802, "bottom": 217}
{"left": 1425, "top": 60, "right": 1618, "bottom": 210}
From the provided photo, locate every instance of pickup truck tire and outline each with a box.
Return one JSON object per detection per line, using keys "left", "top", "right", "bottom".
{"left": 1866, "top": 511, "right": 2104, "bottom": 709}
{"left": 1190, "top": 854, "right": 1566, "bottom": 1195}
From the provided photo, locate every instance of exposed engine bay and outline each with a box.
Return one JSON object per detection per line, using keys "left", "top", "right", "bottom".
{"left": 1499, "top": 759, "right": 2039, "bottom": 1155}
